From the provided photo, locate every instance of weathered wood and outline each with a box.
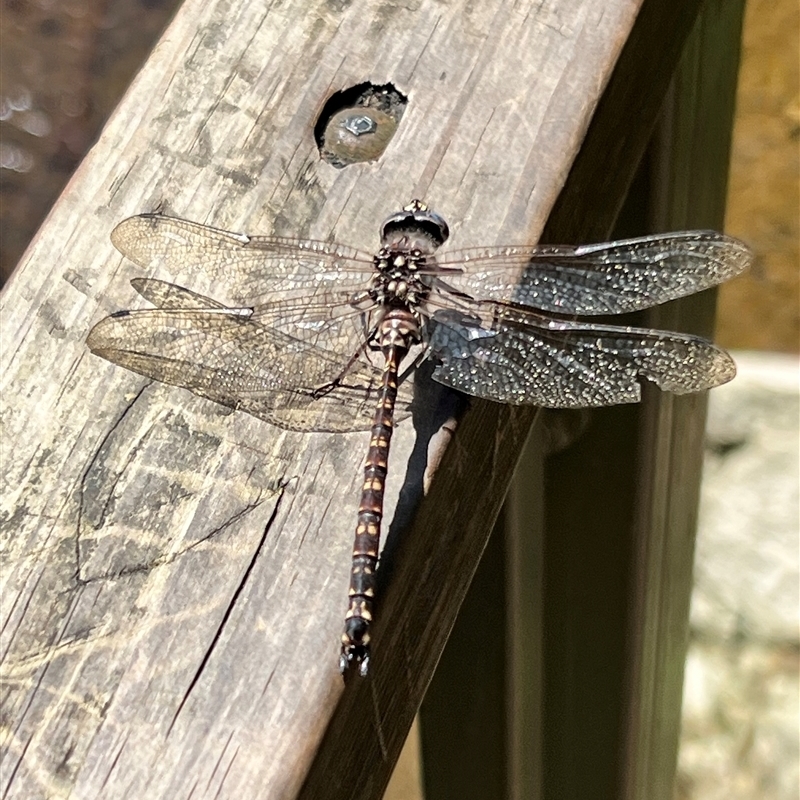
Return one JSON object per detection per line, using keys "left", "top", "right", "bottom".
{"left": 0, "top": 0, "right": 657, "bottom": 797}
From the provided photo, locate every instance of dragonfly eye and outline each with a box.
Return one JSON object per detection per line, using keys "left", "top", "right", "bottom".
{"left": 380, "top": 205, "right": 449, "bottom": 248}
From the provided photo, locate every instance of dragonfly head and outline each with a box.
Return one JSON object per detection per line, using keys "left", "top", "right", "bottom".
{"left": 380, "top": 200, "right": 450, "bottom": 253}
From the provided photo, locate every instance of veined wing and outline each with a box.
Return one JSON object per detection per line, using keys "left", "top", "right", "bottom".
{"left": 426, "top": 306, "right": 736, "bottom": 408}
{"left": 111, "top": 214, "right": 376, "bottom": 303}
{"left": 87, "top": 286, "right": 409, "bottom": 433}
{"left": 433, "top": 231, "right": 751, "bottom": 315}
{"left": 131, "top": 277, "right": 230, "bottom": 310}
{"left": 131, "top": 277, "right": 376, "bottom": 353}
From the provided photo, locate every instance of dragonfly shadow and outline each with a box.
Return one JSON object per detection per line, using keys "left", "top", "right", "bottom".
{"left": 378, "top": 360, "right": 469, "bottom": 594}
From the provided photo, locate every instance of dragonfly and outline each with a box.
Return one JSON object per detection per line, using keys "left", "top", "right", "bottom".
{"left": 87, "top": 200, "right": 751, "bottom": 676}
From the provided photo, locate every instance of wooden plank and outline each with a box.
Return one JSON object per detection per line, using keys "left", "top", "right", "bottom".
{"left": 503, "top": 426, "right": 547, "bottom": 800}
{"left": 417, "top": 504, "right": 511, "bottom": 800}
{"left": 0, "top": 0, "right": 646, "bottom": 798}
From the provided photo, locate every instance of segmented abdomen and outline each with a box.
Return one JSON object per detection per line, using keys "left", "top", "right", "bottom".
{"left": 340, "top": 345, "right": 404, "bottom": 674}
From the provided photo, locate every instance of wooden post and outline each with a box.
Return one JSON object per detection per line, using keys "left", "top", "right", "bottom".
{"left": 417, "top": 0, "right": 746, "bottom": 798}
{"left": 0, "top": 0, "right": 741, "bottom": 798}
{"left": 621, "top": 1, "right": 748, "bottom": 796}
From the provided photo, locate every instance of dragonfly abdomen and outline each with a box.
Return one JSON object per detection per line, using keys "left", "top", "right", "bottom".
{"left": 340, "top": 308, "right": 420, "bottom": 676}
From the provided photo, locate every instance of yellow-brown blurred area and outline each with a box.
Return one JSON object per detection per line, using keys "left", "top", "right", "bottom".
{"left": 719, "top": 0, "right": 799, "bottom": 353}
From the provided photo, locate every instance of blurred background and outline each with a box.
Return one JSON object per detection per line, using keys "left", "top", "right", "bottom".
{"left": 1, "top": 0, "right": 796, "bottom": 797}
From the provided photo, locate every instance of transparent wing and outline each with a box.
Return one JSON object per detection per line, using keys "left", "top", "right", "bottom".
{"left": 426, "top": 307, "right": 736, "bottom": 408}
{"left": 131, "top": 277, "right": 375, "bottom": 353}
{"left": 433, "top": 231, "right": 751, "bottom": 315}
{"left": 131, "top": 277, "right": 229, "bottom": 310}
{"left": 111, "top": 214, "right": 376, "bottom": 304}
{"left": 88, "top": 285, "right": 409, "bottom": 433}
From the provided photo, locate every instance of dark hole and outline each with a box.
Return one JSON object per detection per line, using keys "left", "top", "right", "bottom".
{"left": 314, "top": 83, "right": 378, "bottom": 149}
{"left": 315, "top": 82, "right": 407, "bottom": 168}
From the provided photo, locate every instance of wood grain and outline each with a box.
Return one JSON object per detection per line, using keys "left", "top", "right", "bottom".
{"left": 1, "top": 0, "right": 644, "bottom": 798}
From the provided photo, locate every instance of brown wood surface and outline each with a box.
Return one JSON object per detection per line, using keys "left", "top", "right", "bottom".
{"left": 0, "top": 1, "right": 645, "bottom": 798}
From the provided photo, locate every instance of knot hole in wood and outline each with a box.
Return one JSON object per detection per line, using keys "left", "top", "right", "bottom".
{"left": 314, "top": 82, "right": 407, "bottom": 168}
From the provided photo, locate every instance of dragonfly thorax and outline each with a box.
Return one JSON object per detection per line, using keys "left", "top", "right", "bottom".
{"left": 371, "top": 248, "right": 432, "bottom": 310}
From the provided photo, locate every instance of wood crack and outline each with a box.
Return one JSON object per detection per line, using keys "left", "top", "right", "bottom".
{"left": 167, "top": 485, "right": 286, "bottom": 734}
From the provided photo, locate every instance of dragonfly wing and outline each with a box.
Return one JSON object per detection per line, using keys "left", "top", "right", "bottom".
{"left": 435, "top": 232, "right": 751, "bottom": 315}
{"left": 111, "top": 214, "right": 376, "bottom": 302}
{"left": 130, "top": 277, "right": 228, "bottom": 310}
{"left": 131, "top": 277, "right": 374, "bottom": 354}
{"left": 87, "top": 304, "right": 405, "bottom": 433}
{"left": 426, "top": 308, "right": 736, "bottom": 407}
